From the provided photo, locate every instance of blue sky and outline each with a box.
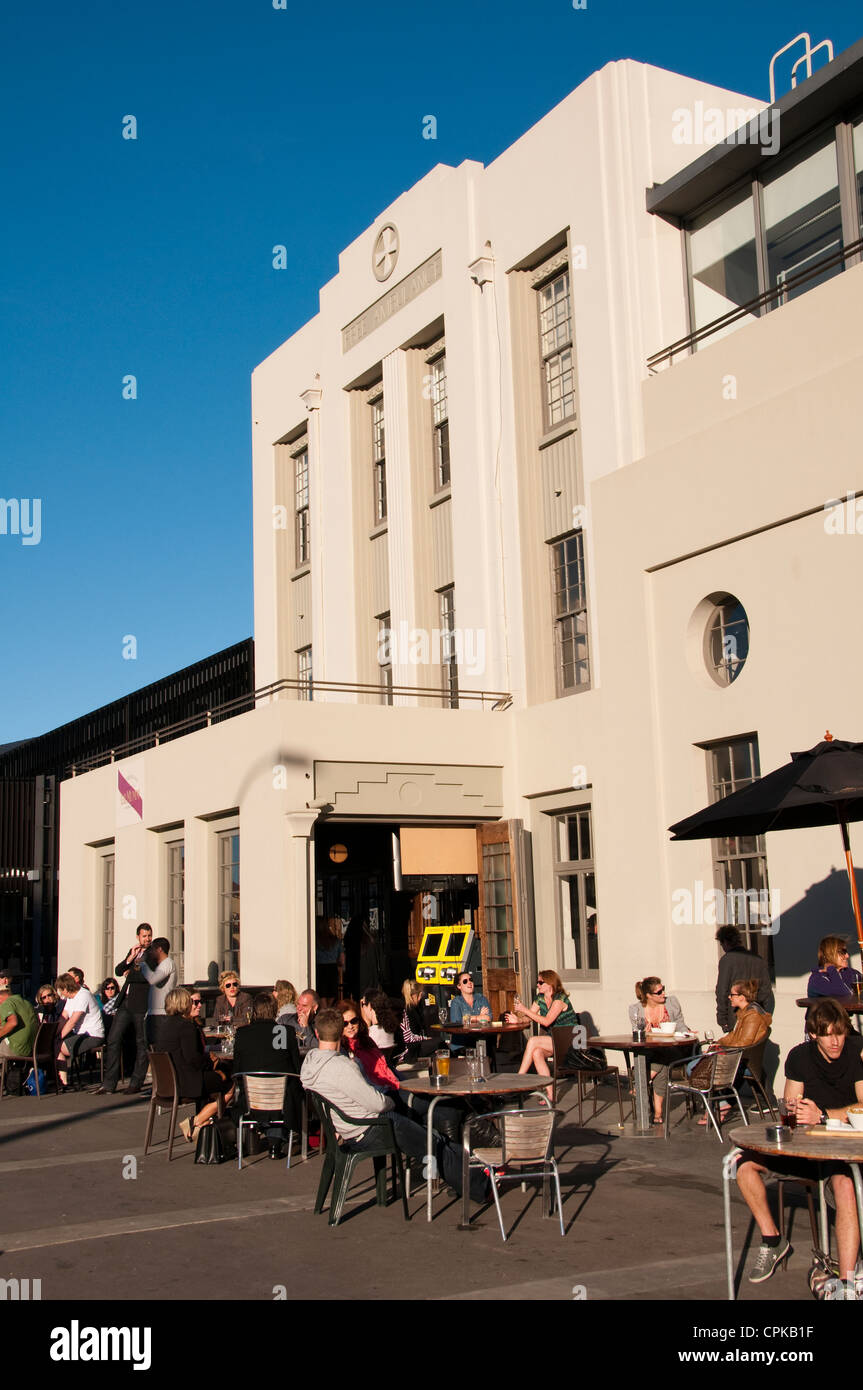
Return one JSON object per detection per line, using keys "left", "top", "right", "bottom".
{"left": 0, "top": 0, "right": 858, "bottom": 742}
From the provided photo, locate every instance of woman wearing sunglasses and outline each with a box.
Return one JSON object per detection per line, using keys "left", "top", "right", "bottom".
{"left": 629, "top": 977, "right": 691, "bottom": 1125}
{"left": 337, "top": 999, "right": 400, "bottom": 1092}
{"left": 807, "top": 936, "right": 863, "bottom": 998}
{"left": 507, "top": 970, "right": 578, "bottom": 1090}
{"left": 213, "top": 971, "right": 253, "bottom": 1027}
{"left": 35, "top": 984, "right": 63, "bottom": 1023}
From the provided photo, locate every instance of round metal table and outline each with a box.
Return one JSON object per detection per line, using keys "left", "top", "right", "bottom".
{"left": 399, "top": 1072, "right": 552, "bottom": 1223}
{"left": 588, "top": 1033, "right": 701, "bottom": 1134}
{"left": 722, "top": 1121, "right": 863, "bottom": 1299}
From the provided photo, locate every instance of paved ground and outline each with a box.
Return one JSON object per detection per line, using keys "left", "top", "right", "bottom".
{"left": 0, "top": 1072, "right": 824, "bottom": 1304}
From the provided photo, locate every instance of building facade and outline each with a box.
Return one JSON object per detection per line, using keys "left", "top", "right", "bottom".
{"left": 57, "top": 41, "right": 863, "bottom": 1060}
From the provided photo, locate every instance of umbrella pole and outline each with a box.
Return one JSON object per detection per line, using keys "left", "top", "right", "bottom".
{"left": 838, "top": 818, "right": 863, "bottom": 957}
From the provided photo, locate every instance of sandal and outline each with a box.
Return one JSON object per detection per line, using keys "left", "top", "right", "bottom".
{"left": 698, "top": 1104, "right": 731, "bottom": 1126}
{"left": 180, "top": 1118, "right": 194, "bottom": 1143}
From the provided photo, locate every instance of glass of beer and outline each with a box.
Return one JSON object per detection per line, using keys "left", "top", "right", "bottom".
{"left": 779, "top": 1097, "right": 798, "bottom": 1132}
{"left": 434, "top": 1049, "right": 450, "bottom": 1084}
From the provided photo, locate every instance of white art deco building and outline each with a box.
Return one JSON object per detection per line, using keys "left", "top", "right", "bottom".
{"left": 59, "top": 36, "right": 863, "bottom": 1061}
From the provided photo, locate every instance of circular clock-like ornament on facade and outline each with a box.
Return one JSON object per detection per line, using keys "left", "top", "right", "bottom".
{"left": 329, "top": 843, "right": 348, "bottom": 864}
{"left": 373, "top": 224, "right": 399, "bottom": 282}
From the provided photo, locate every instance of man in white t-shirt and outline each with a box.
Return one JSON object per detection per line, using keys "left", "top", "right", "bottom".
{"left": 56, "top": 971, "right": 105, "bottom": 1090}
{"left": 140, "top": 938, "right": 177, "bottom": 1049}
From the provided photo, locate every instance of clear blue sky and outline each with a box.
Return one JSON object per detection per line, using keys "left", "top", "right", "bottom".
{"left": 0, "top": 0, "right": 858, "bottom": 742}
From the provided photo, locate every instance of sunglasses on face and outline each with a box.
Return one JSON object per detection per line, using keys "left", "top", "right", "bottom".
{"left": 649, "top": 988, "right": 665, "bottom": 995}
{"left": 459, "top": 978, "right": 472, "bottom": 986}
{"left": 343, "top": 1016, "right": 358, "bottom": 1026}
{"left": 190, "top": 999, "right": 202, "bottom": 1006}
{"left": 225, "top": 983, "right": 239, "bottom": 990}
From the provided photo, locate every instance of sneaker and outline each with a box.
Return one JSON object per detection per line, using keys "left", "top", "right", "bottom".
{"left": 749, "top": 1238, "right": 791, "bottom": 1283}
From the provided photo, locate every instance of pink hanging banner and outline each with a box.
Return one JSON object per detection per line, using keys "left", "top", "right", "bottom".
{"left": 117, "top": 769, "right": 143, "bottom": 820}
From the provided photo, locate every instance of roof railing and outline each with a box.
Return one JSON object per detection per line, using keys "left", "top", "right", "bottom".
{"left": 67, "top": 676, "right": 513, "bottom": 776}
{"left": 647, "top": 234, "right": 863, "bottom": 373}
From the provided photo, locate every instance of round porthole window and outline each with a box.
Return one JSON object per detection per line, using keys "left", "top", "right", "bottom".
{"left": 704, "top": 595, "right": 749, "bottom": 685}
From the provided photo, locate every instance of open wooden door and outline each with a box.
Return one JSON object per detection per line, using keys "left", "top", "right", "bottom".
{"left": 475, "top": 820, "right": 536, "bottom": 1018}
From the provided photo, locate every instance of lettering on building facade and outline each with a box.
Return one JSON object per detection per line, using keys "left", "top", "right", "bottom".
{"left": 342, "top": 251, "right": 443, "bottom": 353}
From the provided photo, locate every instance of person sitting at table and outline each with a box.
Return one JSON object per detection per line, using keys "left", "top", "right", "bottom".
{"left": 55, "top": 972, "right": 105, "bottom": 1090}
{"left": 399, "top": 980, "right": 436, "bottom": 1062}
{"left": 301, "top": 1009, "right": 489, "bottom": 1202}
{"left": 628, "top": 977, "right": 690, "bottom": 1125}
{"left": 449, "top": 972, "right": 492, "bottom": 1026}
{"left": 232, "top": 992, "right": 301, "bottom": 1159}
{"left": 360, "top": 988, "right": 399, "bottom": 1052}
{"left": 35, "top": 983, "right": 64, "bottom": 1024}
{"left": 161, "top": 987, "right": 234, "bottom": 1145}
{"left": 807, "top": 935, "right": 863, "bottom": 999}
{"left": 213, "top": 971, "right": 253, "bottom": 1028}
{"left": 506, "top": 969, "right": 578, "bottom": 1093}
{"left": 338, "top": 998, "right": 400, "bottom": 1091}
{"left": 274, "top": 979, "right": 298, "bottom": 1024}
{"left": 736, "top": 998, "right": 863, "bottom": 1288}
{"left": 691, "top": 978, "right": 771, "bottom": 1124}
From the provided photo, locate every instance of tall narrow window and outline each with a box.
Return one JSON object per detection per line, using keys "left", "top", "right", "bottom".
{"left": 707, "top": 736, "right": 774, "bottom": 957}
{"left": 167, "top": 840, "right": 185, "bottom": 982}
{"left": 439, "top": 586, "right": 458, "bottom": 708}
{"left": 294, "top": 448, "right": 310, "bottom": 567}
{"left": 551, "top": 531, "right": 590, "bottom": 693}
{"left": 297, "top": 646, "right": 313, "bottom": 700}
{"left": 102, "top": 852, "right": 115, "bottom": 982}
{"left": 430, "top": 355, "right": 450, "bottom": 490}
{"left": 371, "top": 396, "right": 387, "bottom": 523}
{"left": 554, "top": 809, "right": 598, "bottom": 979}
{"left": 538, "top": 269, "right": 575, "bottom": 427}
{"left": 377, "top": 612, "right": 393, "bottom": 706}
{"left": 217, "top": 831, "right": 240, "bottom": 974}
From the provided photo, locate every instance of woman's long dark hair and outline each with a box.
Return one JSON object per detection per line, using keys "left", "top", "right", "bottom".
{"left": 337, "top": 997, "right": 370, "bottom": 1045}
{"left": 361, "top": 988, "right": 399, "bottom": 1036}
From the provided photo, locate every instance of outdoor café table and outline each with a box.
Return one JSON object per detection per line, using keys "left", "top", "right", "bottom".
{"left": 723, "top": 1123, "right": 863, "bottom": 1300}
{"left": 795, "top": 998, "right": 863, "bottom": 1032}
{"left": 587, "top": 1033, "right": 700, "bottom": 1135}
{"left": 399, "top": 1072, "right": 552, "bottom": 1223}
{"left": 431, "top": 1021, "right": 529, "bottom": 1070}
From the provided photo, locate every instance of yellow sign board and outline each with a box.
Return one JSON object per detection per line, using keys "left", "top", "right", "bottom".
{"left": 416, "top": 924, "right": 474, "bottom": 985}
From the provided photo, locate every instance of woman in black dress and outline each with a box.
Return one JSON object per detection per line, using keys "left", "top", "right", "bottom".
{"left": 161, "top": 987, "right": 233, "bottom": 1144}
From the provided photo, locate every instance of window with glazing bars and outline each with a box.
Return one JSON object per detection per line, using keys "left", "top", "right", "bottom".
{"left": 430, "top": 355, "right": 450, "bottom": 489}
{"left": 439, "top": 585, "right": 458, "bottom": 708}
{"left": 294, "top": 448, "right": 309, "bottom": 567}
{"left": 551, "top": 531, "right": 590, "bottom": 692}
{"left": 538, "top": 269, "right": 575, "bottom": 427}
{"left": 481, "top": 842, "right": 515, "bottom": 969}
{"left": 297, "top": 646, "right": 312, "bottom": 701}
{"left": 707, "top": 736, "right": 774, "bottom": 956}
{"left": 554, "top": 809, "right": 598, "bottom": 978}
{"left": 377, "top": 612, "right": 393, "bottom": 706}
{"left": 102, "top": 853, "right": 115, "bottom": 982}
{"left": 217, "top": 831, "right": 240, "bottom": 974}
{"left": 167, "top": 840, "right": 185, "bottom": 981}
{"left": 371, "top": 397, "right": 387, "bottom": 522}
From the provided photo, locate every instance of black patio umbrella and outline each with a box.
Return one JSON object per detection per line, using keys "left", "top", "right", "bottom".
{"left": 668, "top": 733, "right": 863, "bottom": 953}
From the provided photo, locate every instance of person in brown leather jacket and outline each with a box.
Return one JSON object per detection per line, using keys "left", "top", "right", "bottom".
{"left": 717, "top": 978, "right": 772, "bottom": 1050}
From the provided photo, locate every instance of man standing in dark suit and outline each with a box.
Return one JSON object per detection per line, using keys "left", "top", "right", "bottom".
{"left": 233, "top": 993, "right": 301, "bottom": 1158}
{"left": 96, "top": 923, "right": 153, "bottom": 1094}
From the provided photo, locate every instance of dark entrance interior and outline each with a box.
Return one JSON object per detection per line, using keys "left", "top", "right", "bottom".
{"left": 313, "top": 823, "right": 478, "bottom": 998}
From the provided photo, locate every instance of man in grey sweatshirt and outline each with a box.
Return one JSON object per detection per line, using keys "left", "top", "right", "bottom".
{"left": 301, "top": 1009, "right": 487, "bottom": 1200}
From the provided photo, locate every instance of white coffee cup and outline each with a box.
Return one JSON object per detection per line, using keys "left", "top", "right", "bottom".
{"left": 656, "top": 1021, "right": 676, "bottom": 1035}
{"left": 847, "top": 1107, "right": 863, "bottom": 1131}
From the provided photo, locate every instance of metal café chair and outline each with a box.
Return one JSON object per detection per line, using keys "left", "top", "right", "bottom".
{"left": 0, "top": 1019, "right": 60, "bottom": 1100}
{"left": 462, "top": 1105, "right": 565, "bottom": 1241}
{"left": 663, "top": 1048, "right": 747, "bottom": 1140}
{"left": 143, "top": 1049, "right": 216, "bottom": 1161}
{"left": 234, "top": 1071, "right": 304, "bottom": 1169}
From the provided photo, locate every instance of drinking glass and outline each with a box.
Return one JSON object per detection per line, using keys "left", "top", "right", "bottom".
{"left": 438, "top": 1007, "right": 448, "bottom": 1026}
{"left": 779, "top": 1097, "right": 798, "bottom": 1131}
{"left": 435, "top": 1049, "right": 450, "bottom": 1082}
{"left": 704, "top": 1029, "right": 715, "bottom": 1044}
